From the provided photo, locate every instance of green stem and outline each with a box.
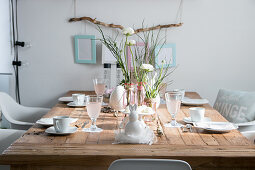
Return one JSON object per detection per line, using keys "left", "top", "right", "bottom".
{"left": 130, "top": 47, "right": 139, "bottom": 81}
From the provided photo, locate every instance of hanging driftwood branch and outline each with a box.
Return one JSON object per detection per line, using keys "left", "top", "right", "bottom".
{"left": 69, "top": 16, "right": 183, "bottom": 33}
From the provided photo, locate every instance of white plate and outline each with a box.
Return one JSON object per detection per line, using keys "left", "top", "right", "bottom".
{"left": 58, "top": 97, "right": 73, "bottom": 102}
{"left": 234, "top": 121, "right": 255, "bottom": 127}
{"left": 36, "top": 118, "right": 78, "bottom": 126}
{"left": 182, "top": 98, "right": 209, "bottom": 106}
{"left": 194, "top": 122, "right": 238, "bottom": 133}
{"left": 45, "top": 126, "right": 77, "bottom": 135}
{"left": 183, "top": 117, "right": 211, "bottom": 124}
{"left": 67, "top": 102, "right": 86, "bottom": 107}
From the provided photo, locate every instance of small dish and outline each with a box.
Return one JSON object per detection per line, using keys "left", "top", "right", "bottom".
{"left": 183, "top": 117, "right": 211, "bottom": 124}
{"left": 36, "top": 118, "right": 78, "bottom": 126}
{"left": 123, "top": 105, "right": 155, "bottom": 115}
{"left": 193, "top": 122, "right": 238, "bottom": 133}
{"left": 45, "top": 126, "right": 77, "bottom": 135}
{"left": 67, "top": 102, "right": 86, "bottom": 107}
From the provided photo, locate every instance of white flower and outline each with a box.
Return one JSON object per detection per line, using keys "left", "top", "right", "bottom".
{"left": 140, "top": 64, "right": 154, "bottom": 72}
{"left": 126, "top": 39, "right": 136, "bottom": 46}
{"left": 122, "top": 27, "right": 135, "bottom": 36}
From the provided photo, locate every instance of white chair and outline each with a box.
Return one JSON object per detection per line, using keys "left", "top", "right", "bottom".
{"left": 0, "top": 92, "right": 50, "bottom": 130}
{"left": 214, "top": 89, "right": 255, "bottom": 142}
{"left": 0, "top": 129, "right": 26, "bottom": 170}
{"left": 108, "top": 159, "right": 192, "bottom": 170}
{"left": 241, "top": 131, "right": 255, "bottom": 143}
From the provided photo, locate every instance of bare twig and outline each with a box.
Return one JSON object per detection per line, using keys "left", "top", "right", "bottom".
{"left": 69, "top": 16, "right": 183, "bottom": 33}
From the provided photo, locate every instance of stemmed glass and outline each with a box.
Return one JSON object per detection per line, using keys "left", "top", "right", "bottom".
{"left": 93, "top": 78, "right": 107, "bottom": 96}
{"left": 164, "top": 91, "right": 183, "bottom": 128}
{"left": 83, "top": 95, "right": 103, "bottom": 132}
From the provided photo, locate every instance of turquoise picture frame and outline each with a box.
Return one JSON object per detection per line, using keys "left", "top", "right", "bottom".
{"left": 74, "top": 35, "right": 96, "bottom": 64}
{"left": 155, "top": 43, "right": 176, "bottom": 68}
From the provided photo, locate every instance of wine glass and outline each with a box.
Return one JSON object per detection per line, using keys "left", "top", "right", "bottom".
{"left": 93, "top": 78, "right": 107, "bottom": 96}
{"left": 164, "top": 91, "right": 183, "bottom": 128}
{"left": 83, "top": 95, "right": 103, "bottom": 132}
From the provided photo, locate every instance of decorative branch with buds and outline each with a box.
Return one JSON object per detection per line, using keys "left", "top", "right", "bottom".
{"left": 69, "top": 16, "right": 183, "bottom": 33}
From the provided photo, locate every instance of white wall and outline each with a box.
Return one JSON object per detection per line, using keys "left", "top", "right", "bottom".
{"left": 0, "top": 0, "right": 12, "bottom": 74}
{"left": 17, "top": 0, "right": 255, "bottom": 107}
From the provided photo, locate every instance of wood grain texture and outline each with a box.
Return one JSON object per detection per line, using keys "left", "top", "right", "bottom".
{"left": 1, "top": 91, "right": 254, "bottom": 170}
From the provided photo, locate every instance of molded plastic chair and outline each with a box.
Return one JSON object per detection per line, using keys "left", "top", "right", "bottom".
{"left": 108, "top": 159, "right": 192, "bottom": 170}
{"left": 213, "top": 89, "right": 255, "bottom": 132}
{"left": 0, "top": 129, "right": 26, "bottom": 170}
{"left": 240, "top": 131, "right": 255, "bottom": 144}
{"left": 0, "top": 92, "right": 50, "bottom": 130}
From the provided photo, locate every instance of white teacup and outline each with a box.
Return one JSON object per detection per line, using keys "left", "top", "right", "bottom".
{"left": 173, "top": 89, "right": 185, "bottom": 100}
{"left": 53, "top": 116, "right": 72, "bottom": 133}
{"left": 189, "top": 107, "right": 205, "bottom": 122}
{"left": 72, "top": 94, "right": 85, "bottom": 105}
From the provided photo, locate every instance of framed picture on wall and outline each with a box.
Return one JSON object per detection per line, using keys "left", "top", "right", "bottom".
{"left": 74, "top": 35, "right": 96, "bottom": 64}
{"left": 155, "top": 43, "right": 176, "bottom": 68}
{"left": 127, "top": 42, "right": 148, "bottom": 70}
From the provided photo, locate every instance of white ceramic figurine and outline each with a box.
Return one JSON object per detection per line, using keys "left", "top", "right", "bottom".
{"left": 125, "top": 104, "right": 144, "bottom": 136}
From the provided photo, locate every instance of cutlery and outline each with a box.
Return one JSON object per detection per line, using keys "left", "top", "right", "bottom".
{"left": 181, "top": 125, "right": 189, "bottom": 132}
{"left": 81, "top": 120, "right": 89, "bottom": 129}
{"left": 186, "top": 124, "right": 193, "bottom": 132}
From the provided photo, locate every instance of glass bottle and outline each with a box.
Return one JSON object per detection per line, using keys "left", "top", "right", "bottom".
{"left": 103, "top": 63, "right": 111, "bottom": 89}
{"left": 116, "top": 63, "right": 122, "bottom": 85}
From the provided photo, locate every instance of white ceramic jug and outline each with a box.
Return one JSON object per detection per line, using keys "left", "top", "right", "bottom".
{"left": 125, "top": 104, "right": 144, "bottom": 136}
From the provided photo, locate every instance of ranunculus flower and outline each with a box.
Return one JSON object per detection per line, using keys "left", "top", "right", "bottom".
{"left": 122, "top": 27, "right": 135, "bottom": 36}
{"left": 140, "top": 64, "right": 154, "bottom": 72}
{"left": 126, "top": 39, "right": 136, "bottom": 46}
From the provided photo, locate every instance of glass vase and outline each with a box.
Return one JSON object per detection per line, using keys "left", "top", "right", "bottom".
{"left": 136, "top": 82, "right": 145, "bottom": 106}
{"left": 123, "top": 83, "right": 136, "bottom": 108}
{"left": 144, "top": 97, "right": 157, "bottom": 122}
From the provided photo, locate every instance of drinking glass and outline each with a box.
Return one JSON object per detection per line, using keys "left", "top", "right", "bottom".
{"left": 83, "top": 95, "right": 103, "bottom": 132}
{"left": 164, "top": 91, "right": 183, "bottom": 128}
{"left": 93, "top": 78, "right": 107, "bottom": 96}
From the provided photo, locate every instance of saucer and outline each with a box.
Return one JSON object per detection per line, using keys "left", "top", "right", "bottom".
{"left": 67, "top": 102, "right": 86, "bottom": 107}
{"left": 183, "top": 117, "right": 211, "bottom": 124}
{"left": 45, "top": 126, "right": 77, "bottom": 135}
{"left": 36, "top": 118, "right": 78, "bottom": 126}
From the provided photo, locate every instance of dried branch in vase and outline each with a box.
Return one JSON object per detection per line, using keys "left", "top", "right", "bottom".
{"left": 69, "top": 16, "right": 183, "bottom": 33}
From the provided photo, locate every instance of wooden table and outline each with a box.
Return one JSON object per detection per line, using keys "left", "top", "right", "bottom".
{"left": 1, "top": 91, "right": 255, "bottom": 170}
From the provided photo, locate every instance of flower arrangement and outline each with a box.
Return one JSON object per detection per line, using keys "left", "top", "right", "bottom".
{"left": 98, "top": 26, "right": 175, "bottom": 108}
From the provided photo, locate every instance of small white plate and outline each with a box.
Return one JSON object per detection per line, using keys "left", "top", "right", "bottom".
{"left": 67, "top": 102, "right": 86, "bottom": 107}
{"left": 183, "top": 117, "right": 211, "bottom": 124}
{"left": 45, "top": 126, "right": 77, "bottom": 135}
{"left": 182, "top": 98, "right": 209, "bottom": 106}
{"left": 194, "top": 122, "right": 238, "bottom": 133}
{"left": 58, "top": 97, "right": 73, "bottom": 102}
{"left": 36, "top": 118, "right": 78, "bottom": 126}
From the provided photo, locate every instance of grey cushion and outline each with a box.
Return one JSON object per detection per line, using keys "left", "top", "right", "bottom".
{"left": 214, "top": 89, "right": 255, "bottom": 123}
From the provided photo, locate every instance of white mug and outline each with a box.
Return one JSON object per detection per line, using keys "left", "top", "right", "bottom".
{"left": 189, "top": 107, "right": 205, "bottom": 122}
{"left": 72, "top": 94, "right": 85, "bottom": 105}
{"left": 53, "top": 116, "right": 71, "bottom": 133}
